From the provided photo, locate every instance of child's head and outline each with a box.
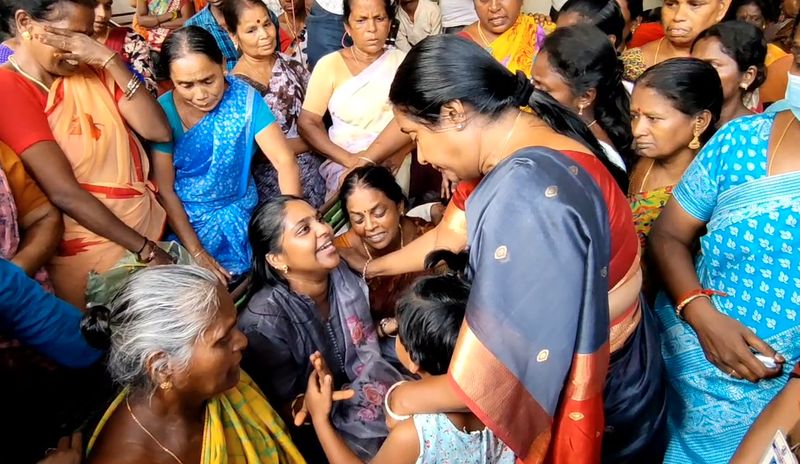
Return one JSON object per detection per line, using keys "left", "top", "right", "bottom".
{"left": 395, "top": 271, "right": 469, "bottom": 377}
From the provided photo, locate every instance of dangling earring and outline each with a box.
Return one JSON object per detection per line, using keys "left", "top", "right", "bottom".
{"left": 341, "top": 31, "right": 350, "bottom": 48}
{"left": 160, "top": 380, "right": 172, "bottom": 391}
{"left": 578, "top": 104, "right": 585, "bottom": 116}
{"left": 21, "top": 30, "right": 32, "bottom": 40}
{"left": 688, "top": 121, "right": 702, "bottom": 150}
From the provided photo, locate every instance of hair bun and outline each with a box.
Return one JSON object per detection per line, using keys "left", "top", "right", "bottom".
{"left": 513, "top": 70, "right": 535, "bottom": 107}
{"left": 80, "top": 304, "right": 112, "bottom": 350}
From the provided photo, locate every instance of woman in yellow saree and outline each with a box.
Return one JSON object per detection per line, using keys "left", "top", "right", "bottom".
{"left": 84, "top": 265, "right": 305, "bottom": 464}
{"left": 456, "top": 0, "right": 555, "bottom": 77}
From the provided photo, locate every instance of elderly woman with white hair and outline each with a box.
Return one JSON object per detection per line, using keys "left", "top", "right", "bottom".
{"left": 82, "top": 265, "right": 306, "bottom": 464}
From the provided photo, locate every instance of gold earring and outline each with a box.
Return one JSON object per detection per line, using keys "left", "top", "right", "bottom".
{"left": 688, "top": 122, "right": 702, "bottom": 150}
{"left": 159, "top": 380, "right": 172, "bottom": 391}
{"left": 578, "top": 105, "right": 585, "bottom": 116}
{"left": 280, "top": 264, "right": 289, "bottom": 273}
{"left": 456, "top": 123, "right": 464, "bottom": 130}
{"left": 21, "top": 31, "right": 32, "bottom": 40}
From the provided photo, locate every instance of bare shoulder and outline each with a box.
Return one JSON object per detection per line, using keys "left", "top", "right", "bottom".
{"left": 371, "top": 419, "right": 420, "bottom": 464}
{"left": 86, "top": 408, "right": 150, "bottom": 464}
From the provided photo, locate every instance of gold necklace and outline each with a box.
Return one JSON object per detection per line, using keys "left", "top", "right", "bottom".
{"left": 362, "top": 223, "right": 405, "bottom": 261}
{"left": 767, "top": 115, "right": 794, "bottom": 175}
{"left": 476, "top": 23, "right": 493, "bottom": 53}
{"left": 637, "top": 158, "right": 655, "bottom": 193}
{"left": 7, "top": 56, "right": 50, "bottom": 92}
{"left": 126, "top": 396, "right": 185, "bottom": 464}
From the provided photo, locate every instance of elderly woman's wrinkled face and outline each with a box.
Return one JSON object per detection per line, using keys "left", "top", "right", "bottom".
{"left": 16, "top": 1, "right": 95, "bottom": 77}
{"left": 345, "top": 185, "right": 403, "bottom": 251}
{"left": 661, "top": 0, "right": 729, "bottom": 47}
{"left": 345, "top": 0, "right": 391, "bottom": 55}
{"left": 475, "top": 0, "right": 522, "bottom": 36}
{"left": 233, "top": 3, "right": 278, "bottom": 59}
{"left": 169, "top": 52, "right": 227, "bottom": 114}
{"left": 173, "top": 286, "right": 248, "bottom": 397}
{"left": 271, "top": 199, "right": 340, "bottom": 276}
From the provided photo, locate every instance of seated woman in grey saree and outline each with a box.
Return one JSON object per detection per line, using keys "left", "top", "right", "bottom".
{"left": 238, "top": 195, "right": 402, "bottom": 459}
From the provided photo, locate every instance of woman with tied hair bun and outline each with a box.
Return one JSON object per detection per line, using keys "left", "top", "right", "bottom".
{"left": 82, "top": 265, "right": 304, "bottom": 464}
{"left": 377, "top": 34, "right": 653, "bottom": 464}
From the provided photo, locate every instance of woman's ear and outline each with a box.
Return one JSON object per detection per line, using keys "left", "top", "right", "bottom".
{"left": 266, "top": 252, "right": 286, "bottom": 271}
{"left": 694, "top": 109, "right": 714, "bottom": 135}
{"left": 439, "top": 100, "right": 467, "bottom": 127}
{"left": 145, "top": 352, "right": 173, "bottom": 387}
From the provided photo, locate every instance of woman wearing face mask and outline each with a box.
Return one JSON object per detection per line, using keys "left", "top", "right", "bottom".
{"left": 151, "top": 27, "right": 302, "bottom": 286}
{"left": 298, "top": 0, "right": 411, "bottom": 199}
{"left": 532, "top": 24, "right": 633, "bottom": 171}
{"left": 628, "top": 58, "right": 721, "bottom": 262}
{"left": 0, "top": 0, "right": 173, "bottom": 308}
{"left": 691, "top": 21, "right": 766, "bottom": 125}
{"left": 647, "top": 23, "right": 800, "bottom": 462}
{"left": 225, "top": 0, "right": 325, "bottom": 208}
{"left": 239, "top": 195, "right": 403, "bottom": 459}
{"left": 621, "top": 0, "right": 731, "bottom": 82}
{"left": 92, "top": 0, "right": 157, "bottom": 95}
{"left": 334, "top": 166, "right": 433, "bottom": 329}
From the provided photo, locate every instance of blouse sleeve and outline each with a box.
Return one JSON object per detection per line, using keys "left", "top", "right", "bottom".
{"left": 251, "top": 91, "right": 278, "bottom": 135}
{"left": 0, "top": 143, "right": 49, "bottom": 218}
{"left": 301, "top": 53, "right": 337, "bottom": 116}
{"left": 0, "top": 72, "right": 55, "bottom": 155}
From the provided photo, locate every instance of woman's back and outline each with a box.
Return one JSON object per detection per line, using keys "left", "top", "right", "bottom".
{"left": 412, "top": 413, "right": 516, "bottom": 464}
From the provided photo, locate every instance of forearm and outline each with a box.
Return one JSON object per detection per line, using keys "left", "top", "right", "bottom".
{"left": 105, "top": 56, "right": 170, "bottom": 141}
{"left": 50, "top": 188, "right": 147, "bottom": 253}
{"left": 287, "top": 136, "right": 310, "bottom": 155}
{"left": 368, "top": 226, "right": 436, "bottom": 277}
{"left": 275, "top": 159, "right": 303, "bottom": 196}
{"left": 298, "top": 117, "right": 354, "bottom": 166}
{"left": 649, "top": 231, "right": 703, "bottom": 302}
{"left": 157, "top": 17, "right": 188, "bottom": 29}
{"left": 731, "top": 380, "right": 800, "bottom": 464}
{"left": 390, "top": 375, "right": 467, "bottom": 415}
{"left": 311, "top": 417, "right": 364, "bottom": 464}
{"left": 158, "top": 190, "right": 204, "bottom": 254}
{"left": 361, "top": 119, "right": 413, "bottom": 164}
{"left": 12, "top": 207, "right": 63, "bottom": 276}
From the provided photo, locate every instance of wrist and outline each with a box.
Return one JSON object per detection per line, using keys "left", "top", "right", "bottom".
{"left": 683, "top": 298, "right": 714, "bottom": 326}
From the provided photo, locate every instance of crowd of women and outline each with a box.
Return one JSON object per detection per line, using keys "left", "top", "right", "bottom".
{"left": 1, "top": 0, "right": 800, "bottom": 461}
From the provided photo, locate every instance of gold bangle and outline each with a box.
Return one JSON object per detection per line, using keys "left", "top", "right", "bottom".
{"left": 361, "top": 257, "right": 372, "bottom": 279}
{"left": 675, "top": 294, "right": 711, "bottom": 319}
{"left": 171, "top": 10, "right": 179, "bottom": 21}
{"left": 101, "top": 52, "right": 117, "bottom": 69}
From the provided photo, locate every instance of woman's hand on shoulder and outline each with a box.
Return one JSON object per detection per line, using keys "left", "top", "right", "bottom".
{"left": 36, "top": 26, "right": 116, "bottom": 69}
{"left": 685, "top": 299, "right": 785, "bottom": 382}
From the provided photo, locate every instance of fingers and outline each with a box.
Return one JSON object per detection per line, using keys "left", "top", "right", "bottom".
{"left": 69, "top": 432, "right": 82, "bottom": 451}
{"left": 744, "top": 332, "right": 780, "bottom": 360}
{"left": 293, "top": 408, "right": 308, "bottom": 426}
{"left": 41, "top": 25, "right": 74, "bottom": 36}
{"left": 56, "top": 435, "right": 70, "bottom": 451}
{"left": 36, "top": 32, "right": 70, "bottom": 51}
{"left": 332, "top": 388, "right": 355, "bottom": 402}
{"left": 321, "top": 374, "right": 333, "bottom": 399}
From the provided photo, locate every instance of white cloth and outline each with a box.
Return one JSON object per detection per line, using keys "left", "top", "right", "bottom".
{"left": 599, "top": 140, "right": 627, "bottom": 172}
{"left": 439, "top": 0, "right": 477, "bottom": 28}
{"left": 396, "top": 0, "right": 442, "bottom": 51}
{"left": 315, "top": 0, "right": 343, "bottom": 15}
{"left": 263, "top": 0, "right": 284, "bottom": 15}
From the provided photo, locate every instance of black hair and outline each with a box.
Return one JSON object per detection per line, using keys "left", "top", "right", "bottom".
{"left": 558, "top": 0, "right": 625, "bottom": 49}
{"left": 222, "top": 0, "right": 280, "bottom": 48}
{"left": 338, "top": 165, "right": 407, "bottom": 214}
{"left": 160, "top": 26, "right": 224, "bottom": 79}
{"left": 542, "top": 24, "right": 635, "bottom": 170}
{"left": 389, "top": 34, "right": 629, "bottom": 191}
{"left": 636, "top": 57, "right": 723, "bottom": 143}
{"left": 343, "top": 0, "right": 394, "bottom": 23}
{"left": 725, "top": 0, "right": 779, "bottom": 23}
{"left": 625, "top": 0, "right": 643, "bottom": 21}
{"left": 395, "top": 250, "right": 469, "bottom": 376}
{"left": 1, "top": 0, "right": 96, "bottom": 34}
{"left": 693, "top": 21, "right": 767, "bottom": 94}
{"left": 248, "top": 194, "right": 305, "bottom": 290}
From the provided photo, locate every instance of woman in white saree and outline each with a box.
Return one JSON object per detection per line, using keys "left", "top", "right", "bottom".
{"left": 298, "top": 0, "right": 410, "bottom": 199}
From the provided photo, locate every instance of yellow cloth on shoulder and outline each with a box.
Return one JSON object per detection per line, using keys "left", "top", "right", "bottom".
{"left": 88, "top": 371, "right": 306, "bottom": 464}
{"left": 489, "top": 14, "right": 556, "bottom": 77}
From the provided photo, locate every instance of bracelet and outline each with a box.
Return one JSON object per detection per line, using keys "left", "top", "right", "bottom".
{"left": 357, "top": 156, "right": 376, "bottom": 166}
{"left": 675, "top": 288, "right": 727, "bottom": 319}
{"left": 384, "top": 381, "right": 411, "bottom": 421}
{"left": 124, "top": 76, "right": 141, "bottom": 100}
{"left": 135, "top": 236, "right": 149, "bottom": 256}
{"left": 361, "top": 257, "right": 372, "bottom": 279}
{"left": 101, "top": 53, "right": 117, "bottom": 69}
{"left": 136, "top": 239, "right": 157, "bottom": 263}
{"left": 192, "top": 249, "right": 205, "bottom": 259}
{"left": 170, "top": 10, "right": 179, "bottom": 21}
{"left": 378, "top": 317, "right": 395, "bottom": 338}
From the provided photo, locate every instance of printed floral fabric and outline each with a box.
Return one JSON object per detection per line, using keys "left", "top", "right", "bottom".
{"left": 654, "top": 112, "right": 800, "bottom": 463}
{"left": 236, "top": 54, "right": 325, "bottom": 208}
{"left": 628, "top": 185, "right": 674, "bottom": 251}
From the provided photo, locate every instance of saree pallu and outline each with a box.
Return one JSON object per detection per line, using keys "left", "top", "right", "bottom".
{"left": 88, "top": 371, "right": 306, "bottom": 463}
{"left": 466, "top": 15, "right": 554, "bottom": 78}
{"left": 45, "top": 69, "right": 165, "bottom": 308}
{"left": 172, "top": 78, "right": 259, "bottom": 277}
{"left": 455, "top": 148, "right": 611, "bottom": 464}
{"left": 654, "top": 112, "right": 800, "bottom": 463}
{"left": 320, "top": 49, "right": 410, "bottom": 197}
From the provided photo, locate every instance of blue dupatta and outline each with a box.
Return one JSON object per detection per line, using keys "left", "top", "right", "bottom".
{"left": 654, "top": 112, "right": 800, "bottom": 463}
{"left": 171, "top": 77, "right": 259, "bottom": 275}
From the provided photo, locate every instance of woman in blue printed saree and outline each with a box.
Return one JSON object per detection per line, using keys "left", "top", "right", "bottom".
{"left": 151, "top": 27, "right": 302, "bottom": 284}
{"left": 649, "top": 104, "right": 800, "bottom": 462}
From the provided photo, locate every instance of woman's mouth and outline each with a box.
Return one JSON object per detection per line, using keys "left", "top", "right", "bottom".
{"left": 366, "top": 232, "right": 386, "bottom": 244}
{"left": 316, "top": 239, "right": 334, "bottom": 254}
